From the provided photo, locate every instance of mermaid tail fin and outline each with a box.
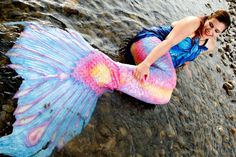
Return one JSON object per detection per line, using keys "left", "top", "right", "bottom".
{"left": 0, "top": 23, "right": 99, "bottom": 157}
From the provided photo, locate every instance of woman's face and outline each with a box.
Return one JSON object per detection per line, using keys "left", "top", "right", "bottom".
{"left": 202, "top": 18, "right": 226, "bottom": 39}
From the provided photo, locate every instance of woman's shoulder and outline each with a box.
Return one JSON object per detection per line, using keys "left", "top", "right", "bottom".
{"left": 205, "top": 38, "right": 216, "bottom": 51}
{"left": 172, "top": 16, "right": 201, "bottom": 26}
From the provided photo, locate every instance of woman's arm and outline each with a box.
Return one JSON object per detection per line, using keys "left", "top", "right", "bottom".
{"left": 134, "top": 16, "right": 201, "bottom": 81}
{"left": 202, "top": 38, "right": 216, "bottom": 55}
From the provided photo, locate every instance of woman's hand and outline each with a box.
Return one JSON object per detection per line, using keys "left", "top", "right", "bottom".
{"left": 133, "top": 61, "right": 150, "bottom": 81}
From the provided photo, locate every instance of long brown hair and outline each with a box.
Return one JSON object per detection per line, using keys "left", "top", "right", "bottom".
{"left": 194, "top": 10, "right": 231, "bottom": 38}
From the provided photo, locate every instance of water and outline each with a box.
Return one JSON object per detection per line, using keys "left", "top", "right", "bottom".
{"left": 0, "top": 0, "right": 227, "bottom": 54}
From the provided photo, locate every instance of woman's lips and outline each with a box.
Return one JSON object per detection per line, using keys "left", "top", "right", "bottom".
{"left": 205, "top": 29, "right": 211, "bottom": 36}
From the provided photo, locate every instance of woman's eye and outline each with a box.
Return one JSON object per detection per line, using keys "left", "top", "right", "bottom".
{"left": 209, "top": 22, "right": 214, "bottom": 28}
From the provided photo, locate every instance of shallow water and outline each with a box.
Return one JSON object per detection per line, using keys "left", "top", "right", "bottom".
{"left": 0, "top": 0, "right": 227, "bottom": 54}
{"left": 1, "top": 0, "right": 235, "bottom": 157}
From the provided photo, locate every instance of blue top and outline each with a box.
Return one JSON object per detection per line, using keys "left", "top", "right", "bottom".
{"left": 128, "top": 25, "right": 208, "bottom": 68}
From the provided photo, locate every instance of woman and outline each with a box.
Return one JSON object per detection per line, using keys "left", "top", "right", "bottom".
{"left": 125, "top": 10, "right": 231, "bottom": 80}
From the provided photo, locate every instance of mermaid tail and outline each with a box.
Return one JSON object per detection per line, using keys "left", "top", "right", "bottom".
{"left": 0, "top": 23, "right": 176, "bottom": 157}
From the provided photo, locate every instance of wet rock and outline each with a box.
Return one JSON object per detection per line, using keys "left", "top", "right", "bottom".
{"left": 145, "top": 127, "right": 152, "bottom": 138}
{"left": 166, "top": 124, "right": 176, "bottom": 138}
{"left": 100, "top": 137, "right": 116, "bottom": 150}
{"left": 2, "top": 105, "right": 15, "bottom": 113}
{"left": 218, "top": 47, "right": 224, "bottom": 53}
{"left": 230, "top": 63, "right": 236, "bottom": 69}
{"left": 0, "top": 121, "right": 4, "bottom": 130}
{"left": 177, "top": 136, "right": 185, "bottom": 147}
{"left": 135, "top": 153, "right": 143, "bottom": 157}
{"left": 0, "top": 111, "right": 7, "bottom": 121}
{"left": 221, "top": 53, "right": 226, "bottom": 60}
{"left": 99, "top": 126, "right": 111, "bottom": 138}
{"left": 119, "top": 127, "right": 127, "bottom": 137}
{"left": 216, "top": 65, "right": 221, "bottom": 73}
{"left": 223, "top": 81, "right": 234, "bottom": 96}
{"left": 221, "top": 59, "right": 228, "bottom": 66}
{"left": 231, "top": 98, "right": 236, "bottom": 103}
{"left": 215, "top": 133, "right": 222, "bottom": 145}
{"left": 228, "top": 56, "right": 233, "bottom": 62}
{"left": 159, "top": 130, "right": 166, "bottom": 139}
{"left": 231, "top": 128, "right": 236, "bottom": 136}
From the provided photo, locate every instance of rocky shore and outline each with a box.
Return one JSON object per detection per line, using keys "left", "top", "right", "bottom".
{"left": 0, "top": 0, "right": 235, "bottom": 157}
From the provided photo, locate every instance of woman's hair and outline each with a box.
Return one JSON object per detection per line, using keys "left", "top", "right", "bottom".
{"left": 194, "top": 9, "right": 231, "bottom": 38}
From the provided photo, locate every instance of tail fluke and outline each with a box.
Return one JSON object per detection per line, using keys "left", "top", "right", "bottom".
{"left": 1, "top": 23, "right": 99, "bottom": 157}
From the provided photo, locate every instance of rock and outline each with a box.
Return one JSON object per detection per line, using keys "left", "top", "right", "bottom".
{"left": 226, "top": 90, "right": 233, "bottom": 96}
{"left": 135, "top": 153, "right": 143, "bottom": 157}
{"left": 209, "top": 53, "right": 213, "bottom": 57}
{"left": 159, "top": 149, "right": 165, "bottom": 156}
{"left": 231, "top": 128, "right": 236, "bottom": 136}
{"left": 145, "top": 127, "right": 152, "bottom": 138}
{"left": 231, "top": 99, "right": 236, "bottom": 103}
{"left": 119, "top": 127, "right": 127, "bottom": 137}
{"left": 159, "top": 130, "right": 166, "bottom": 139}
{"left": 2, "top": 105, "right": 15, "bottom": 113}
{"left": 231, "top": 53, "right": 236, "bottom": 60}
{"left": 0, "top": 54, "right": 9, "bottom": 66}
{"left": 227, "top": 115, "right": 235, "bottom": 120}
{"left": 221, "top": 59, "right": 228, "bottom": 66}
{"left": 0, "top": 121, "right": 4, "bottom": 130}
{"left": 0, "top": 111, "right": 7, "bottom": 121}
{"left": 166, "top": 124, "right": 176, "bottom": 138}
{"left": 221, "top": 54, "right": 226, "bottom": 60}
{"left": 100, "top": 137, "right": 116, "bottom": 150}
{"left": 223, "top": 82, "right": 234, "bottom": 91}
{"left": 99, "top": 126, "right": 111, "bottom": 138}
{"left": 215, "top": 133, "right": 222, "bottom": 145}
{"left": 230, "top": 63, "right": 236, "bottom": 69}
{"left": 177, "top": 136, "right": 185, "bottom": 147}
{"left": 216, "top": 65, "right": 221, "bottom": 73}
{"left": 218, "top": 47, "right": 224, "bottom": 53}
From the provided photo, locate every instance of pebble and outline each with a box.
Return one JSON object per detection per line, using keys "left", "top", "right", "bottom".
{"left": 0, "top": 121, "right": 4, "bottom": 130}
{"left": 216, "top": 65, "right": 221, "bottom": 73}
{"left": 230, "top": 63, "right": 236, "bottom": 69}
{"left": 0, "top": 111, "right": 7, "bottom": 121}
{"left": 221, "top": 53, "right": 226, "bottom": 60}
{"left": 145, "top": 127, "right": 152, "bottom": 138}
{"left": 99, "top": 126, "right": 111, "bottom": 138}
{"left": 135, "top": 153, "right": 143, "bottom": 157}
{"left": 100, "top": 137, "right": 116, "bottom": 150}
{"left": 166, "top": 124, "right": 176, "bottom": 138}
{"left": 218, "top": 47, "right": 224, "bottom": 53}
{"left": 119, "top": 127, "right": 127, "bottom": 137}
{"left": 2, "top": 105, "right": 15, "bottom": 113}
{"left": 223, "top": 82, "right": 234, "bottom": 91}
{"left": 231, "top": 128, "right": 236, "bottom": 135}
{"left": 221, "top": 59, "right": 228, "bottom": 66}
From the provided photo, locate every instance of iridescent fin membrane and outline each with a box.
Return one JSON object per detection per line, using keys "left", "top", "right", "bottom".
{"left": 0, "top": 22, "right": 99, "bottom": 157}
